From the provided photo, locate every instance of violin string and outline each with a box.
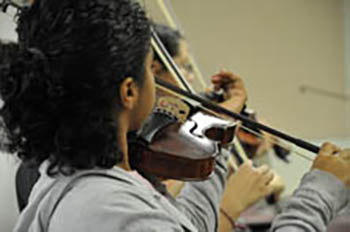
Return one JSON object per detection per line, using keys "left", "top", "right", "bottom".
{"left": 238, "top": 124, "right": 314, "bottom": 162}
{"left": 238, "top": 124, "right": 313, "bottom": 161}
{"left": 156, "top": 83, "right": 188, "bottom": 100}
{"left": 289, "top": 148, "right": 314, "bottom": 162}
{"left": 227, "top": 155, "right": 238, "bottom": 172}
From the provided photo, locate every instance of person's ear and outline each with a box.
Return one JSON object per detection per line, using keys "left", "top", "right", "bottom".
{"left": 119, "top": 77, "right": 139, "bottom": 110}
{"left": 152, "top": 60, "right": 163, "bottom": 76}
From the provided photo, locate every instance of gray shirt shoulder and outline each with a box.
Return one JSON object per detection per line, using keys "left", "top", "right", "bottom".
{"left": 48, "top": 173, "right": 194, "bottom": 232}
{"left": 46, "top": 152, "right": 229, "bottom": 232}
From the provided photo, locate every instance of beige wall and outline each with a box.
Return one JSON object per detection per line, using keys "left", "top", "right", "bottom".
{"left": 147, "top": 0, "right": 347, "bottom": 139}
{"left": 344, "top": 0, "right": 350, "bottom": 134}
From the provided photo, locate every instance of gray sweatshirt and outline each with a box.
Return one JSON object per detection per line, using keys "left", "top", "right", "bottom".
{"left": 13, "top": 151, "right": 229, "bottom": 232}
{"left": 272, "top": 170, "right": 349, "bottom": 232}
{"left": 14, "top": 153, "right": 348, "bottom": 232}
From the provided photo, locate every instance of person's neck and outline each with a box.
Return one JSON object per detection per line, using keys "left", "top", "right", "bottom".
{"left": 116, "top": 116, "right": 132, "bottom": 171}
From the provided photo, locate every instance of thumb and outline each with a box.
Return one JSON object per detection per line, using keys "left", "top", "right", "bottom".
{"left": 319, "top": 142, "right": 340, "bottom": 156}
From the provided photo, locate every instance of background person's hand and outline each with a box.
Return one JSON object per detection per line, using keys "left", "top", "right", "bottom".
{"left": 211, "top": 70, "right": 247, "bottom": 114}
{"left": 221, "top": 161, "right": 275, "bottom": 220}
{"left": 312, "top": 142, "right": 350, "bottom": 187}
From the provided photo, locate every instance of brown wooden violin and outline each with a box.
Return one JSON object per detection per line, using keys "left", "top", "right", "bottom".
{"left": 129, "top": 96, "right": 237, "bottom": 180}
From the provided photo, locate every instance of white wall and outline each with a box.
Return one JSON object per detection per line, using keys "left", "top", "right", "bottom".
{"left": 0, "top": 8, "right": 20, "bottom": 232}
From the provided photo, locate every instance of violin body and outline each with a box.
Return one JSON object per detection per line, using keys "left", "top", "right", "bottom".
{"left": 236, "top": 109, "right": 263, "bottom": 159}
{"left": 191, "top": 111, "right": 236, "bottom": 145}
{"left": 129, "top": 97, "right": 237, "bottom": 180}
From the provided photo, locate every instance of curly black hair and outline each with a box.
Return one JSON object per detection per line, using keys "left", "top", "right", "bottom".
{"left": 0, "top": 0, "right": 151, "bottom": 175}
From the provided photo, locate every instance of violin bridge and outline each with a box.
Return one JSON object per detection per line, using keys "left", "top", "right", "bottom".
{"left": 155, "top": 96, "right": 190, "bottom": 123}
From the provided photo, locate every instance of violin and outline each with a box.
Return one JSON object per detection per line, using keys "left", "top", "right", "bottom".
{"left": 129, "top": 96, "right": 237, "bottom": 180}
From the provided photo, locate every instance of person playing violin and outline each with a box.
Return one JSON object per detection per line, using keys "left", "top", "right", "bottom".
{"left": 1, "top": 1, "right": 246, "bottom": 231}
{"left": 0, "top": 1, "right": 348, "bottom": 232}
{"left": 11, "top": 22, "right": 282, "bottom": 225}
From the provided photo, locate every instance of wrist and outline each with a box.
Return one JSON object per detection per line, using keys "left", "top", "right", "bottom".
{"left": 221, "top": 203, "right": 244, "bottom": 221}
{"left": 220, "top": 208, "right": 236, "bottom": 229}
